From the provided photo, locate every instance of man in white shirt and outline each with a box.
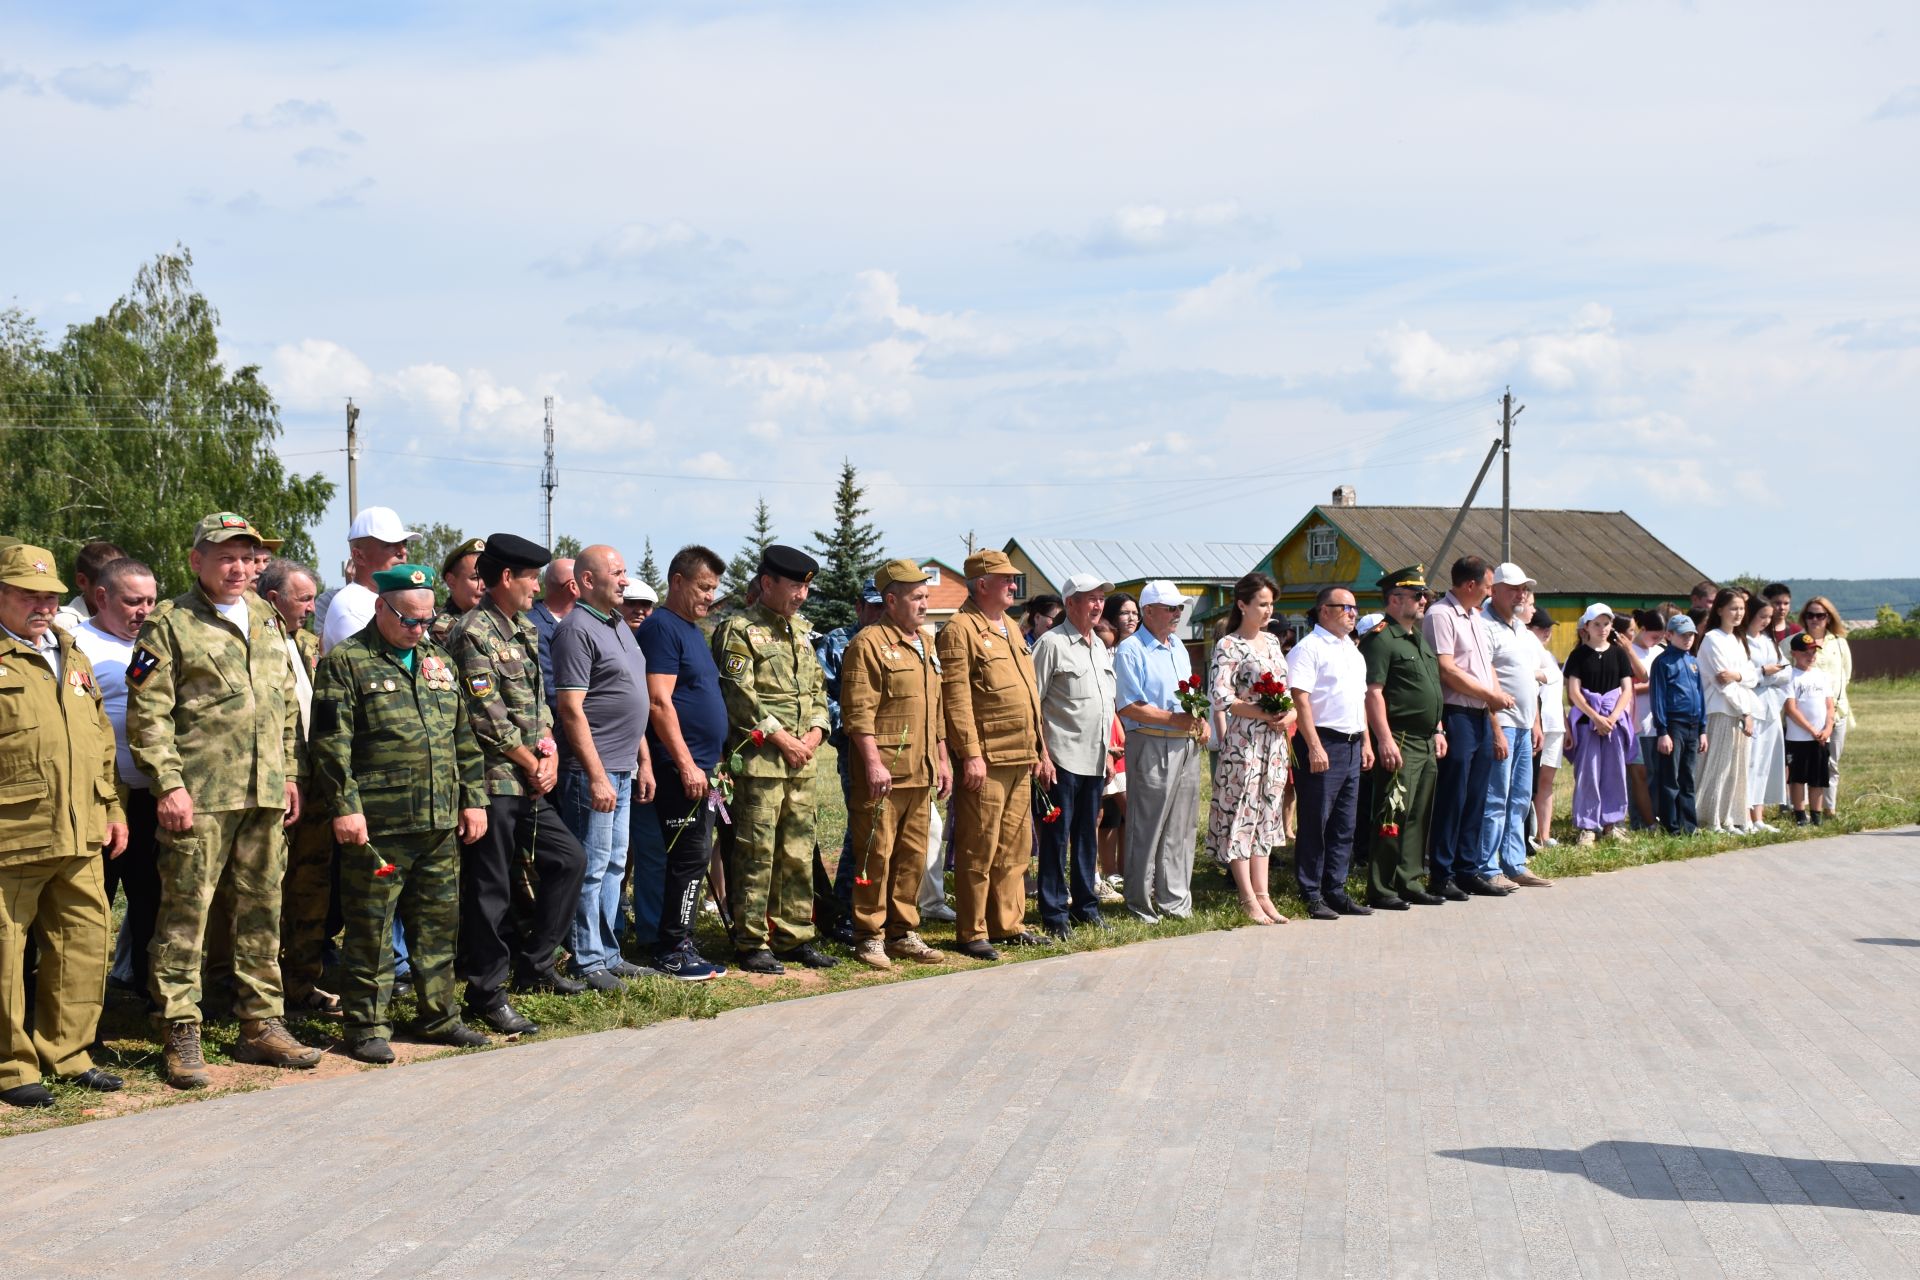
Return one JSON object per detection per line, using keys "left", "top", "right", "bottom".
{"left": 1477, "top": 564, "right": 1552, "bottom": 890}
{"left": 1031, "top": 573, "right": 1117, "bottom": 937}
{"left": 319, "top": 507, "right": 419, "bottom": 654}
{"left": 1286, "top": 586, "right": 1374, "bottom": 920}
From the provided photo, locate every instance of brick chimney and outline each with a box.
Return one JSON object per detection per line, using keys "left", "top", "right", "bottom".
{"left": 1331, "top": 483, "right": 1357, "bottom": 507}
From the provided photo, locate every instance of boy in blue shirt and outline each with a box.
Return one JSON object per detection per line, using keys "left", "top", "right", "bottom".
{"left": 1648, "top": 614, "right": 1707, "bottom": 834}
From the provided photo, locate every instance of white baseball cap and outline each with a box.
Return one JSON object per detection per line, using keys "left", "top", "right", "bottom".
{"left": 1492, "top": 561, "right": 1536, "bottom": 588}
{"left": 1137, "top": 579, "right": 1192, "bottom": 610}
{"left": 347, "top": 506, "right": 418, "bottom": 543}
{"left": 622, "top": 580, "right": 658, "bottom": 604}
{"left": 1061, "top": 572, "right": 1115, "bottom": 598}
{"left": 1578, "top": 602, "right": 1616, "bottom": 627}
{"left": 1355, "top": 612, "right": 1385, "bottom": 637}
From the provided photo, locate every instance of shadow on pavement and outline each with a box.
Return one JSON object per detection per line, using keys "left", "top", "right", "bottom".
{"left": 1857, "top": 938, "right": 1920, "bottom": 947}
{"left": 1436, "top": 1141, "right": 1920, "bottom": 1211}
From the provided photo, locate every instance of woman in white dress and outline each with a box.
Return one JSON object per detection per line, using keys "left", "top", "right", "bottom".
{"left": 1527, "top": 607, "right": 1565, "bottom": 848}
{"left": 1798, "top": 596, "right": 1854, "bottom": 814}
{"left": 1742, "top": 598, "right": 1790, "bottom": 828}
{"left": 1695, "top": 588, "right": 1759, "bottom": 833}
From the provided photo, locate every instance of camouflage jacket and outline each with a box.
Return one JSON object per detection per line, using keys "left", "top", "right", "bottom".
{"left": 713, "top": 602, "right": 831, "bottom": 779}
{"left": 292, "top": 626, "right": 321, "bottom": 679}
{"left": 446, "top": 601, "right": 552, "bottom": 796}
{"left": 0, "top": 626, "right": 123, "bottom": 867}
{"left": 127, "top": 587, "right": 304, "bottom": 810}
{"left": 309, "top": 627, "right": 485, "bottom": 835}
{"left": 427, "top": 605, "right": 467, "bottom": 649}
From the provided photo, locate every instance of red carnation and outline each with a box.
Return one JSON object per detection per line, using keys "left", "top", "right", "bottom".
{"left": 374, "top": 861, "right": 398, "bottom": 879}
{"left": 855, "top": 875, "right": 873, "bottom": 886}
{"left": 750, "top": 729, "right": 766, "bottom": 747}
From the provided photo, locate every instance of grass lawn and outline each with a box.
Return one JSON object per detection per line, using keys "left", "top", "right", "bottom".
{"left": 7, "top": 678, "right": 1916, "bottom": 1138}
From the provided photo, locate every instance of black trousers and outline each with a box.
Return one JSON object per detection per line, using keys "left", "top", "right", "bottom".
{"left": 1652, "top": 719, "right": 1701, "bottom": 834}
{"left": 1294, "top": 735, "right": 1362, "bottom": 902}
{"left": 1037, "top": 769, "right": 1104, "bottom": 928}
{"left": 651, "top": 774, "right": 716, "bottom": 953}
{"left": 104, "top": 787, "right": 162, "bottom": 997}
{"left": 459, "top": 792, "right": 587, "bottom": 1009}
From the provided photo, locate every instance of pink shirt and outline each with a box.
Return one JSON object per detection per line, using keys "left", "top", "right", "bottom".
{"left": 1422, "top": 591, "right": 1493, "bottom": 711}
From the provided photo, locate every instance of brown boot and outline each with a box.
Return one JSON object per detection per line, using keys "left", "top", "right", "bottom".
{"left": 163, "top": 1021, "right": 211, "bottom": 1090}
{"left": 232, "top": 1017, "right": 322, "bottom": 1070}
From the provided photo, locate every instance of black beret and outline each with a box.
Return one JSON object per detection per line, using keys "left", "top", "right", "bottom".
{"left": 756, "top": 543, "right": 819, "bottom": 583}
{"left": 481, "top": 532, "right": 549, "bottom": 570}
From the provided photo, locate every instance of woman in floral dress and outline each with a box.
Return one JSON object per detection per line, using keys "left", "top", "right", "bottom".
{"left": 1205, "top": 572, "right": 1295, "bottom": 924}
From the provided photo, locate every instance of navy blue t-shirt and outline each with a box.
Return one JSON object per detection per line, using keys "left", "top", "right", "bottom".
{"left": 638, "top": 606, "right": 728, "bottom": 772}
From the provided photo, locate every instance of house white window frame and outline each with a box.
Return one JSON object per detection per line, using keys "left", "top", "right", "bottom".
{"left": 1306, "top": 527, "right": 1338, "bottom": 564}
{"left": 924, "top": 565, "right": 941, "bottom": 585}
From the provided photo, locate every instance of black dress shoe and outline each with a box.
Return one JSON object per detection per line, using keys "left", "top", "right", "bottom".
{"left": 1436, "top": 883, "right": 1470, "bottom": 901}
{"left": 350, "top": 1037, "right": 396, "bottom": 1064}
{"left": 1328, "top": 896, "right": 1373, "bottom": 916}
{"left": 69, "top": 1068, "right": 124, "bottom": 1092}
{"left": 425, "top": 1024, "right": 490, "bottom": 1048}
{"left": 517, "top": 965, "right": 587, "bottom": 995}
{"left": 1403, "top": 890, "right": 1446, "bottom": 906}
{"left": 1305, "top": 900, "right": 1340, "bottom": 921}
{"left": 738, "top": 948, "right": 786, "bottom": 975}
{"left": 1456, "top": 874, "right": 1510, "bottom": 897}
{"left": 469, "top": 1001, "right": 540, "bottom": 1036}
{"left": 1073, "top": 913, "right": 1113, "bottom": 931}
{"left": 1367, "top": 896, "right": 1411, "bottom": 911}
{"left": 956, "top": 940, "right": 1000, "bottom": 960}
{"left": 990, "top": 932, "right": 1048, "bottom": 948}
{"left": 1, "top": 1083, "right": 55, "bottom": 1108}
{"left": 578, "top": 969, "right": 625, "bottom": 992}
{"left": 1042, "top": 922, "right": 1073, "bottom": 941}
{"left": 775, "top": 944, "right": 841, "bottom": 969}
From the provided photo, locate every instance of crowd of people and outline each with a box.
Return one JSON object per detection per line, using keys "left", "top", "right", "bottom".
{"left": 0, "top": 507, "right": 1859, "bottom": 1108}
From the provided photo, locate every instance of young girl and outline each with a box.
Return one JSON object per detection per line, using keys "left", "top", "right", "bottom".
{"left": 1742, "top": 599, "right": 1790, "bottom": 830}
{"left": 1563, "top": 604, "right": 1635, "bottom": 843}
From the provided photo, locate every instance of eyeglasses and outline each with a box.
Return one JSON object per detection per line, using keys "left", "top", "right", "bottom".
{"left": 383, "top": 599, "right": 436, "bottom": 629}
{"left": 1804, "top": 610, "right": 1829, "bottom": 620}
{"left": 1330, "top": 603, "right": 1358, "bottom": 613}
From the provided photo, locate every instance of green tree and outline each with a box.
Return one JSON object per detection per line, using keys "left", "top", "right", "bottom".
{"left": 1867, "top": 605, "right": 1920, "bottom": 639}
{"left": 0, "top": 248, "right": 333, "bottom": 594}
{"left": 807, "top": 462, "right": 883, "bottom": 632}
{"left": 723, "top": 495, "right": 777, "bottom": 605}
{"left": 551, "top": 533, "right": 583, "bottom": 560}
{"left": 409, "top": 521, "right": 467, "bottom": 578}
{"left": 636, "top": 537, "right": 661, "bottom": 591}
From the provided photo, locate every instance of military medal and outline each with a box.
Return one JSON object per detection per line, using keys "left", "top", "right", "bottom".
{"left": 983, "top": 637, "right": 993, "bottom": 650}
{"left": 384, "top": 679, "right": 397, "bottom": 691}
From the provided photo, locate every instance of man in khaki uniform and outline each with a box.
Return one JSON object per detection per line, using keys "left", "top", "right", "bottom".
{"left": 129, "top": 513, "right": 319, "bottom": 1088}
{"left": 840, "top": 560, "right": 952, "bottom": 970}
{"left": 0, "top": 545, "right": 128, "bottom": 1107}
{"left": 936, "top": 549, "right": 1052, "bottom": 959}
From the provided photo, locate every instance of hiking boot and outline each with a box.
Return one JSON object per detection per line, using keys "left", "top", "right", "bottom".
{"left": 350, "top": 1036, "right": 396, "bottom": 1064}
{"left": 163, "top": 1021, "right": 211, "bottom": 1090}
{"left": 885, "top": 932, "right": 944, "bottom": 964}
{"left": 853, "top": 938, "right": 893, "bottom": 971}
{"left": 232, "top": 1018, "right": 322, "bottom": 1070}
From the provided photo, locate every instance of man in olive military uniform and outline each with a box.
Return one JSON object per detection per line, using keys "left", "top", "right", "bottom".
{"left": 311, "top": 564, "right": 492, "bottom": 1062}
{"left": 0, "top": 545, "right": 128, "bottom": 1107}
{"left": 445, "top": 533, "right": 589, "bottom": 1035}
{"left": 128, "top": 513, "right": 320, "bottom": 1088}
{"left": 1359, "top": 566, "right": 1449, "bottom": 910}
{"left": 711, "top": 545, "right": 834, "bottom": 973}
{"left": 937, "top": 549, "right": 1051, "bottom": 959}
{"left": 429, "top": 537, "right": 488, "bottom": 648}
{"left": 840, "top": 560, "right": 953, "bottom": 971}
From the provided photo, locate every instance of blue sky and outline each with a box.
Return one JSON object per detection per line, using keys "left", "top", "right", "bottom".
{"left": 3, "top": 0, "right": 1916, "bottom": 581}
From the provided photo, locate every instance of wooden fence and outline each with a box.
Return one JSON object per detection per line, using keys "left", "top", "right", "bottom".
{"left": 1852, "top": 637, "right": 1920, "bottom": 681}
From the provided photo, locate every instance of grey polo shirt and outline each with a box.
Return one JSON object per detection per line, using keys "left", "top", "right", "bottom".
{"left": 551, "top": 602, "right": 648, "bottom": 772}
{"left": 1031, "top": 621, "right": 1116, "bottom": 777}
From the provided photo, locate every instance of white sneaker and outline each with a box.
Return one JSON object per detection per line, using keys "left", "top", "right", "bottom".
{"left": 1755, "top": 821, "right": 1779, "bottom": 833}
{"left": 920, "top": 902, "right": 957, "bottom": 923}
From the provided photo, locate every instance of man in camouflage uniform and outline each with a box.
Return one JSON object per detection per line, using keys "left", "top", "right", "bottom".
{"left": 429, "top": 537, "right": 487, "bottom": 648}
{"left": 446, "top": 533, "right": 589, "bottom": 1035}
{"left": 711, "top": 545, "right": 834, "bottom": 973}
{"left": 128, "top": 513, "right": 320, "bottom": 1089}
{"left": 311, "top": 564, "right": 492, "bottom": 1062}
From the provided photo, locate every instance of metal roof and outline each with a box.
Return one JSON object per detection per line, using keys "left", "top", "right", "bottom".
{"left": 1311, "top": 506, "right": 1707, "bottom": 597}
{"left": 1010, "top": 538, "right": 1270, "bottom": 592}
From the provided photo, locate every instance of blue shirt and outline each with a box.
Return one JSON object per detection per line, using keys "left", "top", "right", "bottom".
{"left": 1647, "top": 646, "right": 1705, "bottom": 735}
{"left": 529, "top": 600, "right": 564, "bottom": 711}
{"left": 813, "top": 623, "right": 862, "bottom": 743}
{"left": 1113, "top": 629, "right": 1192, "bottom": 731}
{"left": 638, "top": 606, "right": 727, "bottom": 771}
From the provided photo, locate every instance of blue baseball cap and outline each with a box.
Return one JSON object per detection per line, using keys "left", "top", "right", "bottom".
{"left": 1667, "top": 614, "right": 1697, "bottom": 636}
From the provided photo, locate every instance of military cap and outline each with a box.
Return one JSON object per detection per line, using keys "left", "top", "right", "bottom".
{"left": 859, "top": 575, "right": 883, "bottom": 605}
{"left": 258, "top": 535, "right": 285, "bottom": 552}
{"left": 756, "top": 544, "right": 818, "bottom": 584}
{"left": 372, "top": 563, "right": 438, "bottom": 593}
{"left": 1376, "top": 563, "right": 1427, "bottom": 595}
{"left": 193, "top": 511, "right": 266, "bottom": 546}
{"left": 963, "top": 548, "right": 1016, "bottom": 579}
{"left": 479, "top": 532, "right": 549, "bottom": 570}
{"left": 874, "top": 558, "right": 931, "bottom": 591}
{"left": 0, "top": 543, "right": 67, "bottom": 593}
{"left": 442, "top": 536, "right": 487, "bottom": 575}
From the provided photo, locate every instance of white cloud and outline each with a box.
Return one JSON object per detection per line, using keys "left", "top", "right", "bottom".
{"left": 746, "top": 420, "right": 781, "bottom": 442}
{"left": 1380, "top": 0, "right": 1592, "bottom": 27}
{"left": 682, "top": 451, "right": 736, "bottom": 479}
{"left": 50, "top": 63, "right": 149, "bottom": 108}
{"left": 1871, "top": 85, "right": 1920, "bottom": 121}
{"left": 536, "top": 221, "right": 742, "bottom": 278}
{"left": 1370, "top": 305, "right": 1623, "bottom": 401}
{"left": 1169, "top": 261, "right": 1299, "bottom": 323}
{"left": 1038, "top": 201, "right": 1261, "bottom": 259}
{"left": 270, "top": 339, "right": 374, "bottom": 408}
{"left": 242, "top": 98, "right": 336, "bottom": 129}
{"left": 294, "top": 145, "right": 346, "bottom": 168}
{"left": 0, "top": 65, "right": 40, "bottom": 95}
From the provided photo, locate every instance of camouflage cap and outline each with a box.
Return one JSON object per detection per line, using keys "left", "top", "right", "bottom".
{"left": 372, "top": 563, "right": 438, "bottom": 593}
{"left": 193, "top": 512, "right": 265, "bottom": 546}
{"left": 442, "top": 536, "right": 487, "bottom": 575}
{"left": 0, "top": 543, "right": 67, "bottom": 593}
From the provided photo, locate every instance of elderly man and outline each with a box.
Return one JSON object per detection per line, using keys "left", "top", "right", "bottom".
{"left": 1031, "top": 572, "right": 1116, "bottom": 937}
{"left": 1422, "top": 556, "right": 1514, "bottom": 900}
{"left": 713, "top": 545, "right": 833, "bottom": 974}
{"left": 814, "top": 577, "right": 887, "bottom": 940}
{"left": 937, "top": 549, "right": 1049, "bottom": 959}
{"left": 321, "top": 507, "right": 420, "bottom": 654}
{"left": 1479, "top": 564, "right": 1552, "bottom": 890}
{"left": 0, "top": 544, "right": 128, "bottom": 1107}
{"left": 1288, "top": 586, "right": 1374, "bottom": 919}
{"left": 552, "top": 545, "right": 653, "bottom": 990}
{"left": 1359, "top": 567, "right": 1445, "bottom": 911}
{"left": 70, "top": 558, "right": 162, "bottom": 1007}
{"left": 618, "top": 579, "right": 657, "bottom": 635}
{"left": 840, "top": 560, "right": 951, "bottom": 970}
{"left": 311, "top": 563, "right": 491, "bottom": 1062}
{"left": 1113, "top": 579, "right": 1208, "bottom": 923}
{"left": 129, "top": 513, "right": 318, "bottom": 1088}
{"left": 429, "top": 537, "right": 488, "bottom": 648}
{"left": 446, "top": 534, "right": 591, "bottom": 1033}
{"left": 52, "top": 540, "right": 127, "bottom": 635}
{"left": 529, "top": 557, "right": 578, "bottom": 712}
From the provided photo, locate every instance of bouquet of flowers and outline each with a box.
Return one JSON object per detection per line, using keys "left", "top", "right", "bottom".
{"left": 1031, "top": 779, "right": 1062, "bottom": 826}
{"left": 1251, "top": 672, "right": 1293, "bottom": 717}
{"left": 1174, "top": 675, "right": 1210, "bottom": 739}
{"left": 1378, "top": 765, "right": 1409, "bottom": 840}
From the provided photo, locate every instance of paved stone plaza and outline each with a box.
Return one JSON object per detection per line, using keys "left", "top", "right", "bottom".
{"left": 4, "top": 828, "right": 1920, "bottom": 1278}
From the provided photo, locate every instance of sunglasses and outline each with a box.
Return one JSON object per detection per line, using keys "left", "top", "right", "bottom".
{"left": 1328, "top": 603, "right": 1358, "bottom": 613}
{"left": 383, "top": 599, "right": 437, "bottom": 629}
{"left": 1804, "top": 610, "right": 1828, "bottom": 619}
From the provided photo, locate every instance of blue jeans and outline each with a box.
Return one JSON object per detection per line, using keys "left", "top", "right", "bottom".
{"left": 557, "top": 767, "right": 633, "bottom": 974}
{"left": 1478, "top": 727, "right": 1533, "bottom": 878}
{"left": 626, "top": 796, "right": 667, "bottom": 948}
{"left": 1431, "top": 707, "right": 1495, "bottom": 884}
{"left": 1038, "top": 769, "right": 1104, "bottom": 928}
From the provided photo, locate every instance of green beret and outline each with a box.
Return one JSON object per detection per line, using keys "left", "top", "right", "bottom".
{"left": 372, "top": 563, "right": 438, "bottom": 593}
{"left": 1376, "top": 563, "right": 1427, "bottom": 595}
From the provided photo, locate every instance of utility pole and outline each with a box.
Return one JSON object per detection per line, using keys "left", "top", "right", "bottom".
{"left": 345, "top": 398, "right": 361, "bottom": 519}
{"left": 540, "top": 396, "right": 557, "bottom": 551}
{"left": 1499, "top": 387, "right": 1524, "bottom": 563}
{"left": 961, "top": 530, "right": 976, "bottom": 557}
